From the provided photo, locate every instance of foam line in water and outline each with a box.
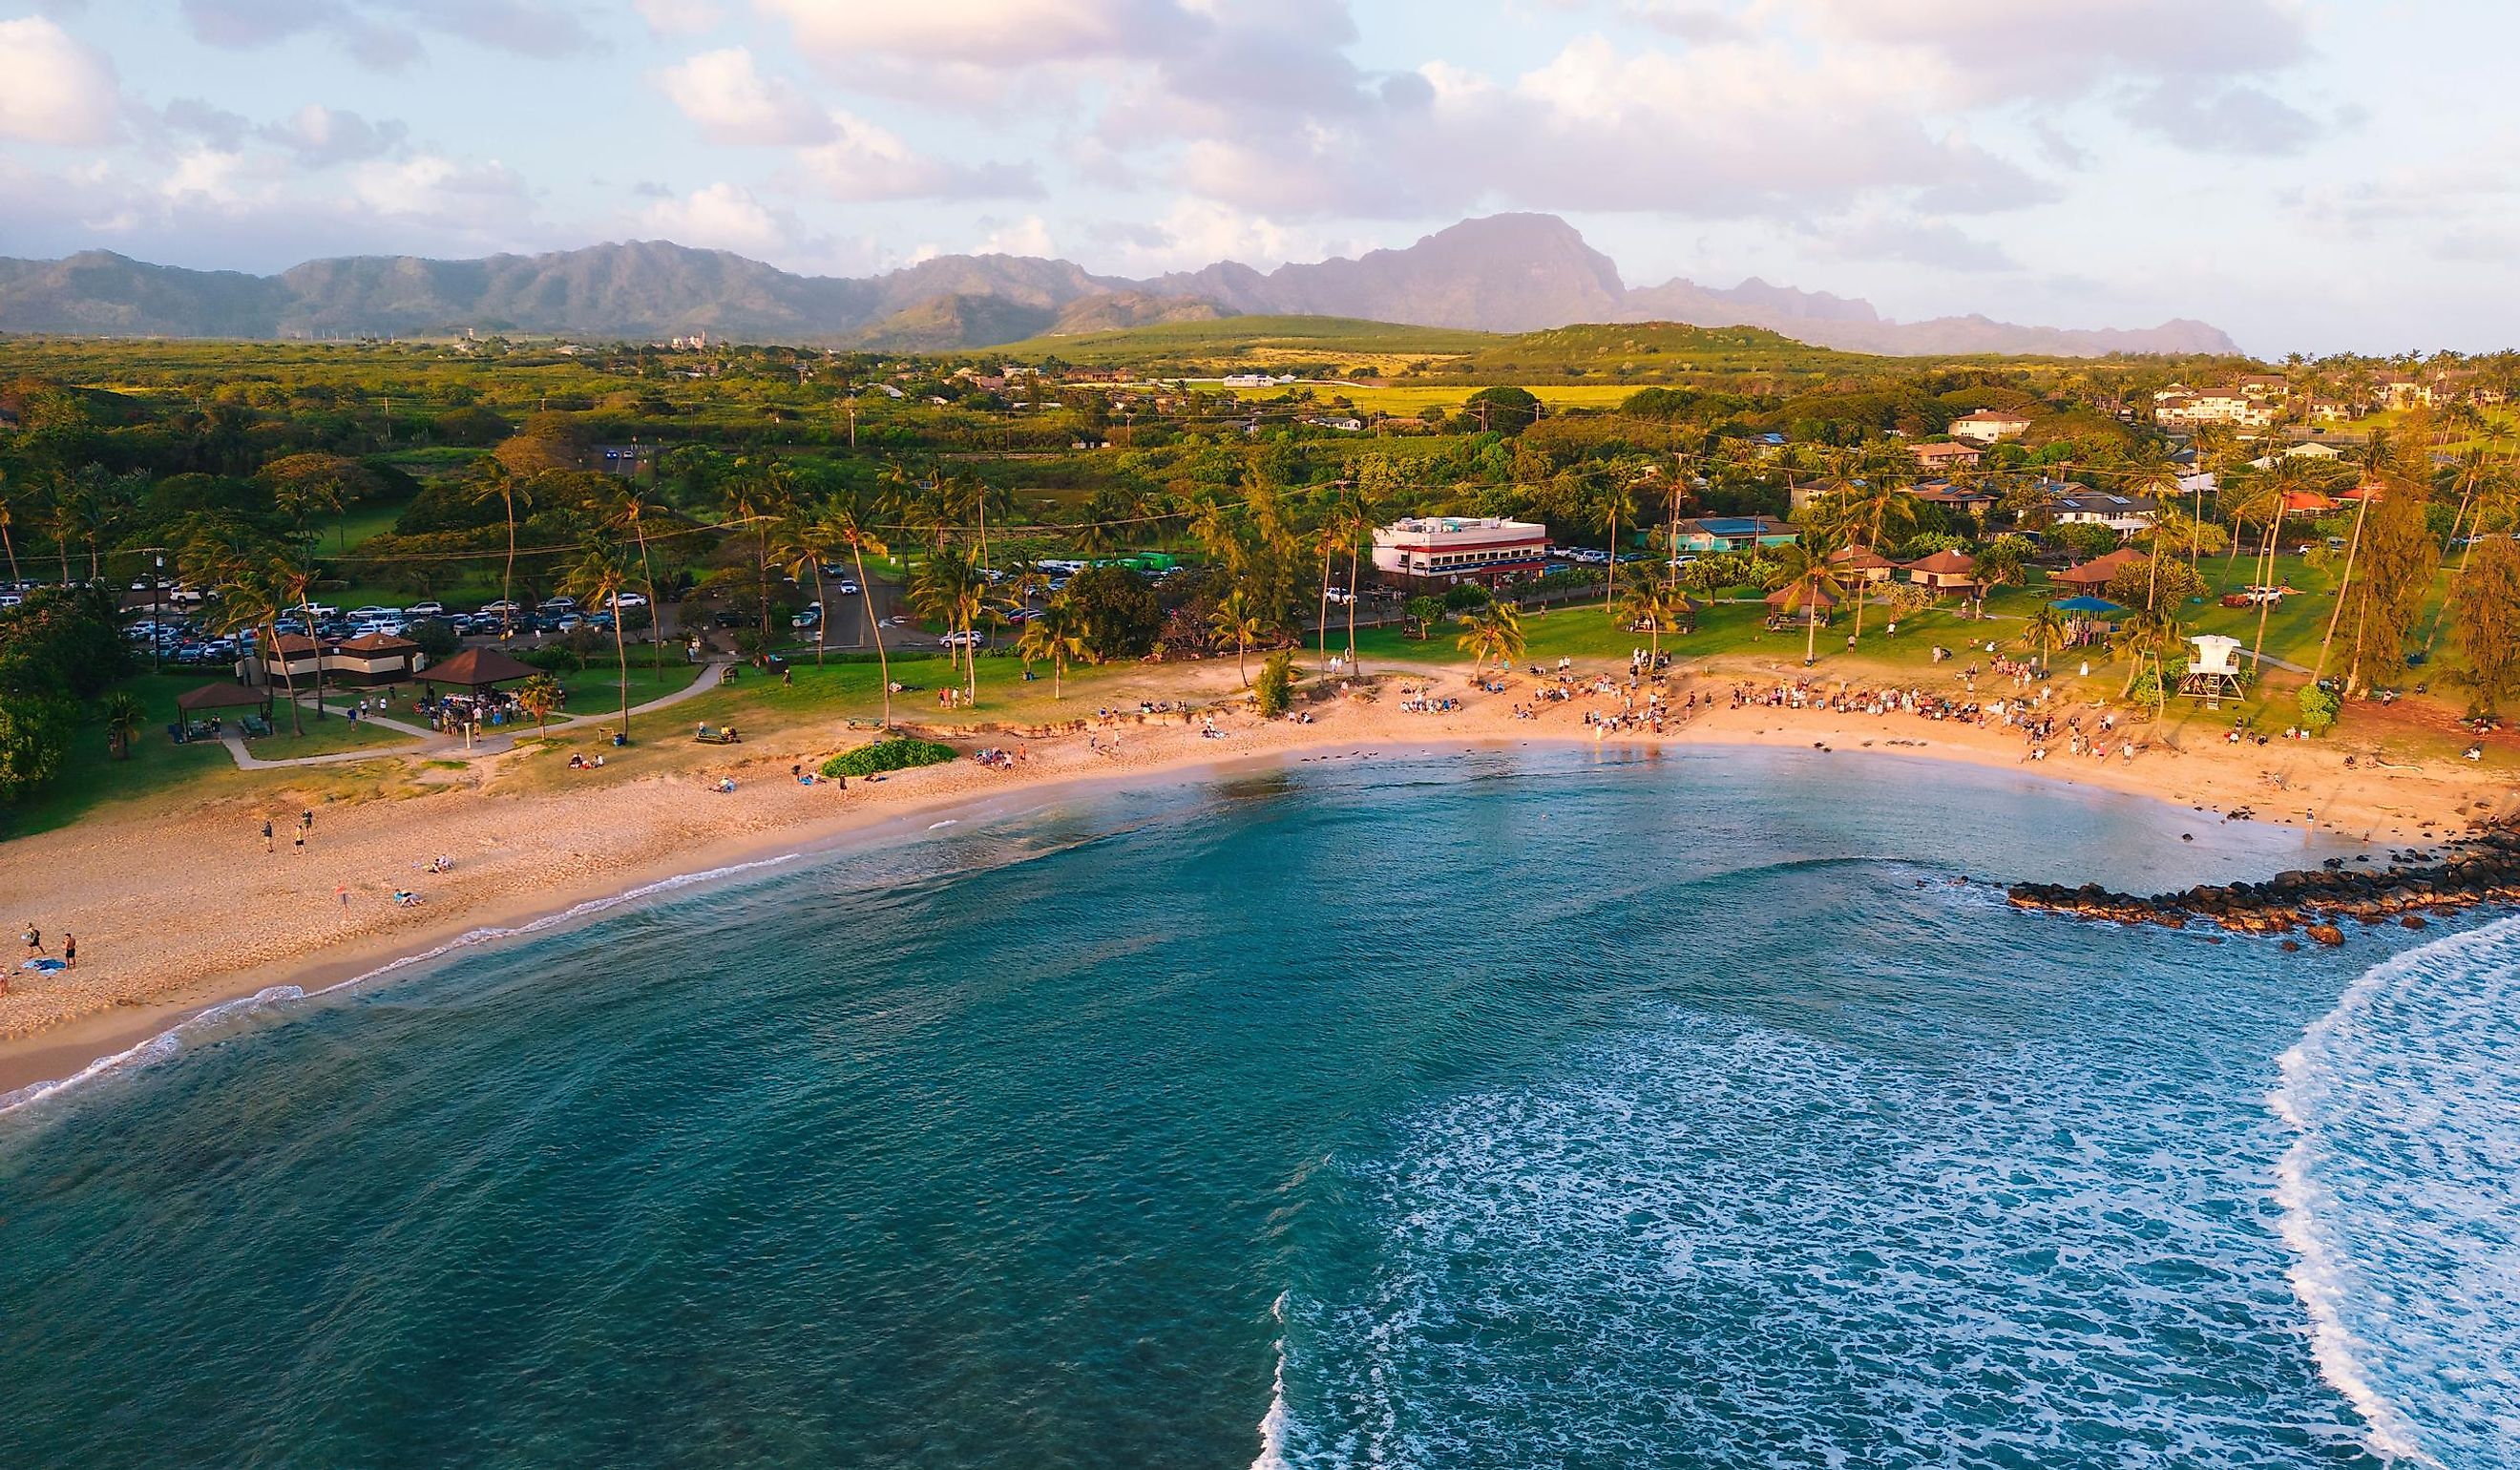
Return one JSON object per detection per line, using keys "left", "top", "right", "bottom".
{"left": 2270, "top": 914, "right": 2520, "bottom": 1469}
{"left": 0, "top": 850, "right": 805, "bottom": 1121}
{"left": 1250, "top": 1290, "right": 1291, "bottom": 1470}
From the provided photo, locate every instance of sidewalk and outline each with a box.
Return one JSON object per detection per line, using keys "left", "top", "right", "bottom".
{"left": 216, "top": 662, "right": 732, "bottom": 770}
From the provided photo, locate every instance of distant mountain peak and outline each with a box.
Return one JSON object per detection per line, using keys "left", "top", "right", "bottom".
{"left": 0, "top": 214, "right": 2241, "bottom": 357}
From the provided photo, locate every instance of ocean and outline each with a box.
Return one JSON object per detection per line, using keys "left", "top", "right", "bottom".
{"left": 1, "top": 746, "right": 2511, "bottom": 1469}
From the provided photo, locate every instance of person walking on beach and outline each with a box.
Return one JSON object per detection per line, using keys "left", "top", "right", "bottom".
{"left": 263, "top": 819, "right": 275, "bottom": 853}
{"left": 338, "top": 883, "right": 349, "bottom": 909}
{"left": 21, "top": 922, "right": 42, "bottom": 956}
{"left": 294, "top": 828, "right": 306, "bottom": 855}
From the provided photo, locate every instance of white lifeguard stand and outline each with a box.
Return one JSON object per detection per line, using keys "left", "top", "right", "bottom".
{"left": 2179, "top": 634, "right": 2246, "bottom": 707}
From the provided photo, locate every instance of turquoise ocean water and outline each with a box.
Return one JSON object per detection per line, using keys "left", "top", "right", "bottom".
{"left": 2, "top": 746, "right": 2512, "bottom": 1468}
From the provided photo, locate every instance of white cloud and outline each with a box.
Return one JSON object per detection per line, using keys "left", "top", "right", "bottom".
{"left": 1795, "top": 0, "right": 2312, "bottom": 92}
{"left": 640, "top": 181, "right": 786, "bottom": 252}
{"left": 263, "top": 104, "right": 409, "bottom": 166}
{"left": 177, "top": 0, "right": 601, "bottom": 71}
{"left": 796, "top": 116, "right": 1041, "bottom": 201}
{"left": 657, "top": 46, "right": 830, "bottom": 146}
{"left": 976, "top": 214, "right": 1054, "bottom": 256}
{"left": 0, "top": 16, "right": 125, "bottom": 146}
{"left": 634, "top": 0, "right": 723, "bottom": 36}
{"left": 2119, "top": 82, "right": 2321, "bottom": 158}
{"left": 349, "top": 153, "right": 526, "bottom": 224}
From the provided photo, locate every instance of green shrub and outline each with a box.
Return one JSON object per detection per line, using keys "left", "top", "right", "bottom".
{"left": 1256, "top": 649, "right": 1293, "bottom": 717}
{"left": 821, "top": 736, "right": 956, "bottom": 778}
{"left": 522, "top": 645, "right": 584, "bottom": 674}
{"left": 2298, "top": 683, "right": 2341, "bottom": 734}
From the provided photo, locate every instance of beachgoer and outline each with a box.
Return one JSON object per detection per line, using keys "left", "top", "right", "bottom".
{"left": 262, "top": 819, "right": 274, "bottom": 852}
{"left": 294, "top": 830, "right": 305, "bottom": 854}
{"left": 338, "top": 883, "right": 349, "bottom": 908}
{"left": 22, "top": 923, "right": 42, "bottom": 956}
{"left": 62, "top": 934, "right": 74, "bottom": 969}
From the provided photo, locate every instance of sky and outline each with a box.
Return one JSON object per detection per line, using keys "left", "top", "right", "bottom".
{"left": 0, "top": 0, "right": 2510, "bottom": 356}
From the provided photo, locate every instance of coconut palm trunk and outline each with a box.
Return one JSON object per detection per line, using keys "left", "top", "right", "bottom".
{"left": 2251, "top": 505, "right": 2286, "bottom": 666}
{"left": 850, "top": 541, "right": 891, "bottom": 729}
{"left": 1346, "top": 542, "right": 1362, "bottom": 672}
{"left": 267, "top": 620, "right": 304, "bottom": 737}
{"left": 498, "top": 485, "right": 518, "bottom": 638}
{"left": 2314, "top": 495, "right": 2372, "bottom": 682}
{"left": 613, "top": 612, "right": 631, "bottom": 737}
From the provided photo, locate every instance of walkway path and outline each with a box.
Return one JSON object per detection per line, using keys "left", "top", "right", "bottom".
{"left": 216, "top": 662, "right": 732, "bottom": 771}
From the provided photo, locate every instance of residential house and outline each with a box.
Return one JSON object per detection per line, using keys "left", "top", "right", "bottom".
{"left": 1903, "top": 480, "right": 1998, "bottom": 517}
{"left": 2050, "top": 493, "right": 2160, "bottom": 536}
{"left": 2154, "top": 387, "right": 2277, "bottom": 429}
{"left": 1826, "top": 545, "right": 1899, "bottom": 585}
{"left": 1902, "top": 549, "right": 1981, "bottom": 593}
{"left": 2378, "top": 374, "right": 2434, "bottom": 410}
{"left": 1949, "top": 409, "right": 2032, "bottom": 444}
{"left": 1911, "top": 440, "right": 1983, "bottom": 472}
{"left": 1671, "top": 515, "right": 1800, "bottom": 555}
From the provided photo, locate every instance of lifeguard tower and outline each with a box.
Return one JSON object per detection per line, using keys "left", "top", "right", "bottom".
{"left": 2178, "top": 634, "right": 2246, "bottom": 708}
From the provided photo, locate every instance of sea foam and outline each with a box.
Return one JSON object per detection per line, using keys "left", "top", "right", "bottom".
{"left": 0, "top": 850, "right": 804, "bottom": 1123}
{"left": 2272, "top": 916, "right": 2520, "bottom": 1468}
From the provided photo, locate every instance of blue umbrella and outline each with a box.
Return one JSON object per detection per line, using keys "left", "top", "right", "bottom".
{"left": 2050, "top": 596, "right": 2125, "bottom": 615}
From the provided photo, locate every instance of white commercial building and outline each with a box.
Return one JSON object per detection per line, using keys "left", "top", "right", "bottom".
{"left": 1371, "top": 516, "right": 1549, "bottom": 585}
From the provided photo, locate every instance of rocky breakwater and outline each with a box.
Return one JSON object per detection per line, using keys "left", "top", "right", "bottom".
{"left": 2006, "top": 826, "right": 2520, "bottom": 944}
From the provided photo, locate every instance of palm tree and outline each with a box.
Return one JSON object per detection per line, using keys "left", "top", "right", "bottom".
{"left": 1455, "top": 602, "right": 1525, "bottom": 676}
{"left": 2426, "top": 450, "right": 2514, "bottom": 653}
{"left": 514, "top": 673, "right": 564, "bottom": 734}
{"left": 2021, "top": 602, "right": 2070, "bottom": 673}
{"left": 562, "top": 543, "right": 635, "bottom": 739}
{"left": 1210, "top": 586, "right": 1265, "bottom": 686}
{"left": 1773, "top": 537, "right": 1847, "bottom": 667}
{"left": 1835, "top": 473, "right": 1920, "bottom": 642}
{"left": 599, "top": 479, "right": 670, "bottom": 675}
{"left": 911, "top": 546, "right": 984, "bottom": 705}
{"left": 1325, "top": 484, "right": 1379, "bottom": 671}
{"left": 462, "top": 461, "right": 530, "bottom": 637}
{"left": 1016, "top": 601, "right": 1087, "bottom": 697}
{"left": 1595, "top": 460, "right": 1650, "bottom": 617}
{"left": 771, "top": 512, "right": 833, "bottom": 666}
{"left": 818, "top": 495, "right": 893, "bottom": 728}
{"left": 724, "top": 457, "right": 798, "bottom": 643}
{"left": 1617, "top": 567, "right": 1690, "bottom": 667}
{"left": 101, "top": 690, "right": 143, "bottom": 760}
{"left": 0, "top": 467, "right": 25, "bottom": 585}
{"left": 2113, "top": 606, "right": 2185, "bottom": 727}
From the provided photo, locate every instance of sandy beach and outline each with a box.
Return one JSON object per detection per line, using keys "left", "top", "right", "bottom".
{"left": 5, "top": 660, "right": 2510, "bottom": 1098}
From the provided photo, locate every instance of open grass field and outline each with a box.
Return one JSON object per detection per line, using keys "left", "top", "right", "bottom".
{"left": 991, "top": 315, "right": 1495, "bottom": 370}
{"left": 1320, "top": 382, "right": 1644, "bottom": 413}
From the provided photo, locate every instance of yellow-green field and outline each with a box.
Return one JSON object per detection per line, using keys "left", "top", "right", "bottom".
{"left": 1323, "top": 383, "right": 1644, "bottom": 413}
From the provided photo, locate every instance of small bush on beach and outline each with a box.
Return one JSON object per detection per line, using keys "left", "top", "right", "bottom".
{"left": 2298, "top": 683, "right": 2341, "bottom": 734}
{"left": 1256, "top": 650, "right": 1293, "bottom": 717}
{"left": 822, "top": 737, "right": 956, "bottom": 778}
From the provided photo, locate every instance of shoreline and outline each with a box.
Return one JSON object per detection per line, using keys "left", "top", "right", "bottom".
{"left": 5, "top": 673, "right": 2509, "bottom": 1102}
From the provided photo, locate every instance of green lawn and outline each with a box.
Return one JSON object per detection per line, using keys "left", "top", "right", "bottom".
{"left": 1, "top": 673, "right": 248, "bottom": 837}
{"left": 246, "top": 710, "right": 418, "bottom": 758}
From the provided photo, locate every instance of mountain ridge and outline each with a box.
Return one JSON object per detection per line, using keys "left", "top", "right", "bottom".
{"left": 0, "top": 215, "right": 2241, "bottom": 358}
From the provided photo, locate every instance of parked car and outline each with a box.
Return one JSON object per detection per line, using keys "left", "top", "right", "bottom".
{"left": 939, "top": 630, "right": 987, "bottom": 649}
{"left": 607, "top": 591, "right": 648, "bottom": 609}
{"left": 480, "top": 599, "right": 523, "bottom": 615}
{"left": 539, "top": 596, "right": 578, "bottom": 614}
{"left": 791, "top": 607, "right": 822, "bottom": 630}
{"left": 407, "top": 600, "right": 447, "bottom": 618}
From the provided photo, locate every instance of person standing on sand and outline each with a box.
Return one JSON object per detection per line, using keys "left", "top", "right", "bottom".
{"left": 263, "top": 819, "right": 275, "bottom": 853}
{"left": 62, "top": 933, "right": 74, "bottom": 969}
{"left": 294, "top": 829, "right": 305, "bottom": 855}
